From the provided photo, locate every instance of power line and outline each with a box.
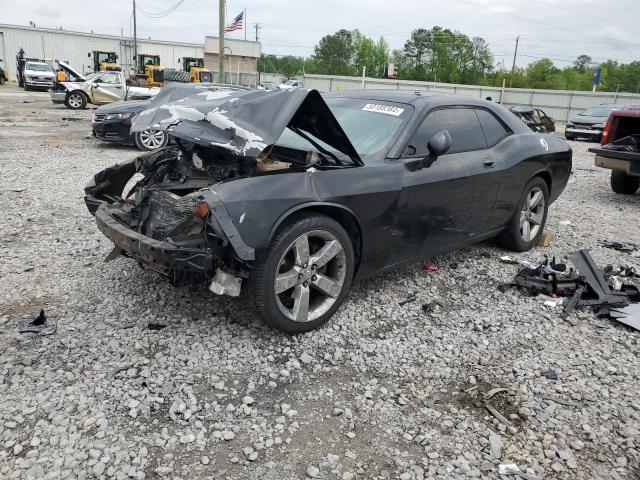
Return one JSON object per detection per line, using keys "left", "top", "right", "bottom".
{"left": 138, "top": 0, "right": 188, "bottom": 18}
{"left": 530, "top": 0, "right": 633, "bottom": 31}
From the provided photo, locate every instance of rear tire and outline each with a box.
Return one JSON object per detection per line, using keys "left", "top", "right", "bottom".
{"left": 163, "top": 69, "right": 191, "bottom": 83}
{"left": 611, "top": 171, "right": 640, "bottom": 195}
{"left": 250, "top": 214, "right": 355, "bottom": 333}
{"left": 134, "top": 130, "right": 169, "bottom": 151}
{"left": 496, "top": 177, "right": 549, "bottom": 252}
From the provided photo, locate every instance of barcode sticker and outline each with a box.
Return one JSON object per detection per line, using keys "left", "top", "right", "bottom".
{"left": 362, "top": 103, "right": 405, "bottom": 116}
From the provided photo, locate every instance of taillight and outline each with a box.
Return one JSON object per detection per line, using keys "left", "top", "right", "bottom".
{"left": 601, "top": 115, "right": 613, "bottom": 145}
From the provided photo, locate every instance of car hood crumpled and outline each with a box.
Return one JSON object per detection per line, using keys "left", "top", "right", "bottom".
{"left": 130, "top": 87, "right": 363, "bottom": 165}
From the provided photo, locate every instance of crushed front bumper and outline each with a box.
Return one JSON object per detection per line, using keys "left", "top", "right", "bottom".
{"left": 95, "top": 205, "right": 217, "bottom": 274}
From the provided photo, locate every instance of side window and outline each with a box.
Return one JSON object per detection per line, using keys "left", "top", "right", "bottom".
{"left": 406, "top": 108, "right": 487, "bottom": 156}
{"left": 100, "top": 73, "right": 120, "bottom": 84}
{"left": 475, "top": 108, "right": 510, "bottom": 147}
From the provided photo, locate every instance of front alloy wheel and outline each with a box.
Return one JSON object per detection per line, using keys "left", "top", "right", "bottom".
{"left": 274, "top": 230, "right": 347, "bottom": 323}
{"left": 65, "top": 92, "right": 86, "bottom": 110}
{"left": 134, "top": 129, "right": 168, "bottom": 151}
{"left": 250, "top": 214, "right": 355, "bottom": 333}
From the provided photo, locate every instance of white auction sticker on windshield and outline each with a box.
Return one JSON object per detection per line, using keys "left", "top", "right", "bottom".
{"left": 362, "top": 103, "right": 404, "bottom": 116}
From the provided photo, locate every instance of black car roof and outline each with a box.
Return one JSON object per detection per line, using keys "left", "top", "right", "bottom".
{"left": 322, "top": 89, "right": 502, "bottom": 110}
{"left": 323, "top": 89, "right": 439, "bottom": 104}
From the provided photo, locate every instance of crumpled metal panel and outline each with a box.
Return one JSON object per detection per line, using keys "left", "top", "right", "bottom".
{"left": 130, "top": 87, "right": 362, "bottom": 165}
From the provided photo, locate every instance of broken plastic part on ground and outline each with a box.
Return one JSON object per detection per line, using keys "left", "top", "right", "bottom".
{"left": 17, "top": 309, "right": 57, "bottom": 335}
{"left": 508, "top": 249, "right": 640, "bottom": 330}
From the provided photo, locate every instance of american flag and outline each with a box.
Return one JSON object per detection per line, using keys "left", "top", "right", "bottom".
{"left": 224, "top": 11, "right": 243, "bottom": 32}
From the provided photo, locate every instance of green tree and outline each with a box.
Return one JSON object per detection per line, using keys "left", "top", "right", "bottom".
{"left": 525, "top": 58, "right": 560, "bottom": 89}
{"left": 573, "top": 55, "right": 592, "bottom": 73}
{"left": 312, "top": 29, "right": 355, "bottom": 75}
{"left": 353, "top": 31, "right": 389, "bottom": 77}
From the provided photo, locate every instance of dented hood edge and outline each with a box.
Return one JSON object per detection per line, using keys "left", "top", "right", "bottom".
{"left": 131, "top": 88, "right": 363, "bottom": 166}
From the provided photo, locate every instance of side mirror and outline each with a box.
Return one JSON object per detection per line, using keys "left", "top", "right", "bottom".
{"left": 88, "top": 52, "right": 91, "bottom": 58}
{"left": 427, "top": 130, "right": 452, "bottom": 157}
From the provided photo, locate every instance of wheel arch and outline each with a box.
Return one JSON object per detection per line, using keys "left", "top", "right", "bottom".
{"left": 269, "top": 202, "right": 363, "bottom": 274}
{"left": 534, "top": 169, "right": 552, "bottom": 194}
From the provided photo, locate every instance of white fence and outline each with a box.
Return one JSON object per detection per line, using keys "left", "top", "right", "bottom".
{"left": 303, "top": 74, "right": 640, "bottom": 122}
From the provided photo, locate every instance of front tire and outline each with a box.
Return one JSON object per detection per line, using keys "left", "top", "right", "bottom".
{"left": 496, "top": 177, "right": 549, "bottom": 252}
{"left": 65, "top": 91, "right": 87, "bottom": 110}
{"left": 611, "top": 171, "right": 640, "bottom": 194}
{"left": 134, "top": 130, "right": 169, "bottom": 151}
{"left": 250, "top": 214, "right": 355, "bottom": 333}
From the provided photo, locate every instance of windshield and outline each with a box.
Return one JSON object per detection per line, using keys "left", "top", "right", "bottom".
{"left": 579, "top": 106, "right": 618, "bottom": 117}
{"left": 277, "top": 97, "right": 412, "bottom": 162}
{"left": 285, "top": 80, "right": 298, "bottom": 86}
{"left": 26, "top": 63, "right": 52, "bottom": 72}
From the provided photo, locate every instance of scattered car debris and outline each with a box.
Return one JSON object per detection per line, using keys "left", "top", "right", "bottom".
{"left": 3, "top": 367, "right": 16, "bottom": 385}
{"left": 509, "top": 250, "right": 640, "bottom": 330}
{"left": 148, "top": 321, "right": 168, "bottom": 331}
{"left": 540, "top": 368, "right": 559, "bottom": 380}
{"left": 423, "top": 263, "right": 439, "bottom": 272}
{"left": 17, "top": 309, "right": 57, "bottom": 335}
{"left": 500, "top": 255, "right": 519, "bottom": 265}
{"left": 558, "top": 220, "right": 572, "bottom": 226}
{"left": 601, "top": 239, "right": 639, "bottom": 254}
{"left": 499, "top": 462, "right": 539, "bottom": 480}
{"left": 398, "top": 295, "right": 417, "bottom": 306}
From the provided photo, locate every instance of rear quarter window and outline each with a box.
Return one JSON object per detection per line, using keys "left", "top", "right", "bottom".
{"left": 475, "top": 109, "right": 511, "bottom": 147}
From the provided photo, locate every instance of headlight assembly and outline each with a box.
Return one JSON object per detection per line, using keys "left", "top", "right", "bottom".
{"left": 106, "top": 112, "right": 134, "bottom": 120}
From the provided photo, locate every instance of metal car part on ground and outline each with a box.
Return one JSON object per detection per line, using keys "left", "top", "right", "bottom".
{"left": 85, "top": 88, "right": 571, "bottom": 333}
{"left": 511, "top": 250, "right": 640, "bottom": 329}
{"left": 509, "top": 106, "right": 555, "bottom": 133}
{"left": 51, "top": 70, "right": 160, "bottom": 110}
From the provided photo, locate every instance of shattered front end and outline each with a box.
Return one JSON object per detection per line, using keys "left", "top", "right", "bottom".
{"left": 85, "top": 147, "right": 254, "bottom": 288}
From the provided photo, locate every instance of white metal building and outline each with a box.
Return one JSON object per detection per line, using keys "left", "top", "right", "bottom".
{"left": 0, "top": 23, "right": 205, "bottom": 81}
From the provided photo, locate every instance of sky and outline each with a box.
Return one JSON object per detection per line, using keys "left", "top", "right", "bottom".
{"left": 1, "top": 0, "right": 639, "bottom": 68}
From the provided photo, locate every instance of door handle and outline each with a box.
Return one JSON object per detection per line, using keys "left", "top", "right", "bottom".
{"left": 482, "top": 158, "right": 495, "bottom": 168}
{"left": 115, "top": 86, "right": 123, "bottom": 89}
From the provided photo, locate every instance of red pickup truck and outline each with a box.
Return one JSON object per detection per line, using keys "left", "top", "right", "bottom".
{"left": 589, "top": 108, "right": 640, "bottom": 194}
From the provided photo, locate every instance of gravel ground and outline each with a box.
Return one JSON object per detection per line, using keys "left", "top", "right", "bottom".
{"left": 1, "top": 83, "right": 640, "bottom": 480}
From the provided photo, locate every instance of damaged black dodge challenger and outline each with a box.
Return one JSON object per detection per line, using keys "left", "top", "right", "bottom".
{"left": 85, "top": 87, "right": 572, "bottom": 333}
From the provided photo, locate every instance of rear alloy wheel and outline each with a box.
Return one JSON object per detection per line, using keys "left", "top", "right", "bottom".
{"left": 611, "top": 170, "right": 640, "bottom": 195}
{"left": 496, "top": 177, "right": 549, "bottom": 252}
{"left": 134, "top": 129, "right": 168, "bottom": 151}
{"left": 65, "top": 92, "right": 87, "bottom": 110}
{"left": 250, "top": 214, "right": 355, "bottom": 333}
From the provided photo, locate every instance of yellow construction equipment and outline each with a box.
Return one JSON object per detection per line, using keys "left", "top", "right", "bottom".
{"left": 134, "top": 54, "right": 163, "bottom": 87}
{"left": 89, "top": 51, "right": 121, "bottom": 72}
{"left": 180, "top": 57, "right": 213, "bottom": 83}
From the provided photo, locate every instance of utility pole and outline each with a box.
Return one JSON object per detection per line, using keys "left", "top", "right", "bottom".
{"left": 509, "top": 35, "right": 519, "bottom": 88}
{"left": 253, "top": 23, "right": 260, "bottom": 42}
{"left": 218, "top": 0, "right": 225, "bottom": 83}
{"left": 133, "top": 0, "right": 138, "bottom": 73}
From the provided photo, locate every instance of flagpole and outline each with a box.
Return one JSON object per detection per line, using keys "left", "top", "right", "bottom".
{"left": 244, "top": 7, "right": 247, "bottom": 41}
